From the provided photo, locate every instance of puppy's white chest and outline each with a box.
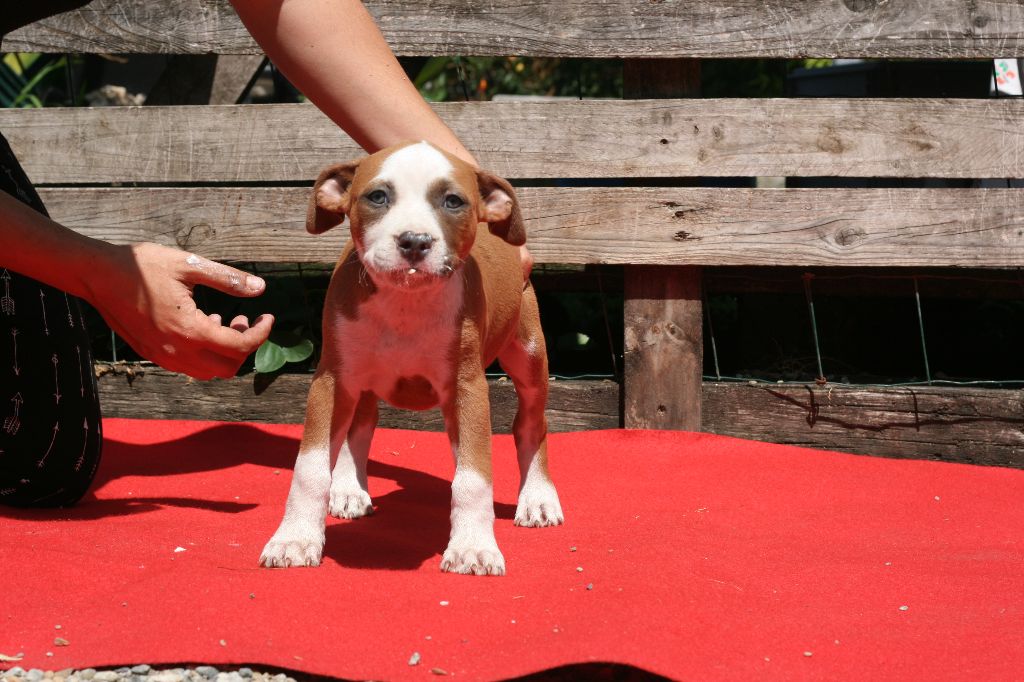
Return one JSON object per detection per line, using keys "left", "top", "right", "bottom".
{"left": 333, "top": 278, "right": 463, "bottom": 409}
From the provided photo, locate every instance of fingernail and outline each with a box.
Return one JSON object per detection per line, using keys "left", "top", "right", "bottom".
{"left": 246, "top": 276, "right": 265, "bottom": 292}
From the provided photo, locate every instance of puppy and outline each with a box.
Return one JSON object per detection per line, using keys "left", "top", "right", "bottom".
{"left": 260, "top": 141, "right": 563, "bottom": 575}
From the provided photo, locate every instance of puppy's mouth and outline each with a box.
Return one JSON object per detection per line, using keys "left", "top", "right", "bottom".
{"left": 368, "top": 258, "right": 459, "bottom": 289}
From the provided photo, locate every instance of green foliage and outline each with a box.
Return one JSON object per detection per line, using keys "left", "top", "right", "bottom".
{"left": 255, "top": 336, "right": 314, "bottom": 374}
{"left": 415, "top": 56, "right": 623, "bottom": 101}
{"left": 0, "top": 53, "right": 83, "bottom": 108}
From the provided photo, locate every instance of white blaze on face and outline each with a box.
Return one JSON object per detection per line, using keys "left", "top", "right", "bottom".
{"left": 360, "top": 142, "right": 456, "bottom": 277}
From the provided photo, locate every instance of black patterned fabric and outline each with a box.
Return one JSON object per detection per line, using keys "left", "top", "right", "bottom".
{"left": 0, "top": 131, "right": 103, "bottom": 507}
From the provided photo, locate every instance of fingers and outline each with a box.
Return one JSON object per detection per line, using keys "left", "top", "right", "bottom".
{"left": 229, "top": 314, "right": 250, "bottom": 332}
{"left": 166, "top": 317, "right": 273, "bottom": 380}
{"left": 182, "top": 253, "right": 266, "bottom": 298}
{"left": 193, "top": 310, "right": 275, "bottom": 359}
{"left": 142, "top": 312, "right": 276, "bottom": 380}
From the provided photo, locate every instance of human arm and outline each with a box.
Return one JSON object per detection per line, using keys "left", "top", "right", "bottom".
{"left": 228, "top": 0, "right": 540, "bottom": 273}
{"left": 228, "top": 0, "right": 477, "bottom": 165}
{"left": 0, "top": 191, "right": 273, "bottom": 380}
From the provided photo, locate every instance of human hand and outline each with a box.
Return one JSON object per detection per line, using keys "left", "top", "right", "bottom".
{"left": 85, "top": 242, "right": 275, "bottom": 380}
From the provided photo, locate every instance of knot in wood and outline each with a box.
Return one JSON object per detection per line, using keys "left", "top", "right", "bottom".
{"left": 834, "top": 226, "right": 866, "bottom": 247}
{"left": 175, "top": 222, "right": 215, "bottom": 250}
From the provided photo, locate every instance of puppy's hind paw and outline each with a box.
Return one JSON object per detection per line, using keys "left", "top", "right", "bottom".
{"left": 329, "top": 488, "right": 374, "bottom": 519}
{"left": 259, "top": 532, "right": 325, "bottom": 568}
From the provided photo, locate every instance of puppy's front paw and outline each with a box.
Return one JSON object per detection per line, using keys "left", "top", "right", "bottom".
{"left": 515, "top": 481, "right": 564, "bottom": 528}
{"left": 440, "top": 540, "right": 506, "bottom": 576}
{"left": 259, "top": 526, "right": 325, "bottom": 568}
{"left": 329, "top": 488, "right": 374, "bottom": 519}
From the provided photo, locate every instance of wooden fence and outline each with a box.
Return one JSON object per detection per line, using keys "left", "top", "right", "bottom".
{"left": 3, "top": 0, "right": 1023, "bottom": 467}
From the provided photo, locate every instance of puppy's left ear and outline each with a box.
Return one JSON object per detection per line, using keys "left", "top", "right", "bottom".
{"left": 477, "top": 171, "right": 526, "bottom": 246}
{"left": 306, "top": 160, "right": 360, "bottom": 234}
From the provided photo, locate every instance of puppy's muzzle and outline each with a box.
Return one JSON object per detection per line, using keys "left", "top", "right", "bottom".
{"left": 396, "top": 231, "right": 434, "bottom": 265}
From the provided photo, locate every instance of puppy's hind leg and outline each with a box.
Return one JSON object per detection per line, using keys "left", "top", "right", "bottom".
{"left": 329, "top": 391, "right": 378, "bottom": 519}
{"left": 260, "top": 371, "right": 356, "bottom": 567}
{"left": 498, "top": 284, "right": 564, "bottom": 528}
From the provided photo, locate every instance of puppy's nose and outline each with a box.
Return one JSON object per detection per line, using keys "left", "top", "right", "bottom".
{"left": 396, "top": 231, "right": 434, "bottom": 264}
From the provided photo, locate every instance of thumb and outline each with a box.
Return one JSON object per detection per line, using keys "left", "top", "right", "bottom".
{"left": 182, "top": 253, "right": 266, "bottom": 297}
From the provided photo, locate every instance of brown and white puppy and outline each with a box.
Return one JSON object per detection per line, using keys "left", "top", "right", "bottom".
{"left": 259, "top": 141, "right": 563, "bottom": 575}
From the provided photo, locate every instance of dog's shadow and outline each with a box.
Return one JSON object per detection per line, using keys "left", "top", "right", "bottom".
{"left": 1, "top": 422, "right": 518, "bottom": 572}
{"left": 323, "top": 457, "right": 517, "bottom": 571}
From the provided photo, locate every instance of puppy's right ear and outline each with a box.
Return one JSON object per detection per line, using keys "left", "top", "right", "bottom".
{"left": 306, "top": 161, "right": 360, "bottom": 234}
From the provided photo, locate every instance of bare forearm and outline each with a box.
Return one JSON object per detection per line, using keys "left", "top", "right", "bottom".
{"left": 0, "top": 191, "right": 111, "bottom": 302}
{"left": 230, "top": 0, "right": 476, "bottom": 165}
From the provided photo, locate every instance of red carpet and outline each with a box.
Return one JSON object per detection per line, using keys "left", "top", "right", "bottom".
{"left": 2, "top": 419, "right": 1023, "bottom": 680}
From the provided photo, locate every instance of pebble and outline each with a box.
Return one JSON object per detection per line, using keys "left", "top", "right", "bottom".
{"left": 1, "top": 670, "right": 293, "bottom": 682}
{"left": 149, "top": 674, "right": 182, "bottom": 682}
{"left": 408, "top": 652, "right": 421, "bottom": 666}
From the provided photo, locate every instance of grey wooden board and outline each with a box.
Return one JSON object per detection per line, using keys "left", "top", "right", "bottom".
{"left": 38, "top": 186, "right": 1024, "bottom": 267}
{"left": 94, "top": 365, "right": 1023, "bottom": 468}
{"left": 703, "top": 382, "right": 1024, "bottom": 469}
{"left": 6, "top": 99, "right": 1024, "bottom": 183}
{"left": 6, "top": 0, "right": 1024, "bottom": 58}
{"left": 94, "top": 366, "right": 622, "bottom": 433}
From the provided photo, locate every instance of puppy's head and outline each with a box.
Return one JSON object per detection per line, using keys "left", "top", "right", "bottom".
{"left": 307, "top": 141, "right": 525, "bottom": 290}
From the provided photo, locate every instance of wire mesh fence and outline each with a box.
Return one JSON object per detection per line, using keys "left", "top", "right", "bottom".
{"left": 86, "top": 263, "right": 1024, "bottom": 391}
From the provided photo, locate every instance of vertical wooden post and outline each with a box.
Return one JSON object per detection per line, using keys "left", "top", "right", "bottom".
{"left": 623, "top": 59, "right": 703, "bottom": 431}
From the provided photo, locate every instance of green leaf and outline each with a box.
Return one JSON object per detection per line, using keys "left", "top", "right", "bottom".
{"left": 254, "top": 340, "right": 286, "bottom": 374}
{"left": 281, "top": 339, "right": 314, "bottom": 363}
{"left": 414, "top": 57, "right": 450, "bottom": 88}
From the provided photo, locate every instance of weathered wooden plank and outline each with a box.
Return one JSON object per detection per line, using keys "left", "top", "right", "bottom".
{"left": 38, "top": 186, "right": 1024, "bottom": 268}
{"left": 94, "top": 364, "right": 1024, "bottom": 468}
{"left": 6, "top": 0, "right": 1024, "bottom": 58}
{"left": 95, "top": 365, "right": 621, "bottom": 432}
{"left": 702, "top": 382, "right": 1024, "bottom": 469}
{"left": 6, "top": 100, "right": 1024, "bottom": 183}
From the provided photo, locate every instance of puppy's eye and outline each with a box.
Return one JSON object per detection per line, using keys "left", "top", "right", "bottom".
{"left": 444, "top": 194, "right": 465, "bottom": 210}
{"left": 366, "top": 189, "right": 388, "bottom": 205}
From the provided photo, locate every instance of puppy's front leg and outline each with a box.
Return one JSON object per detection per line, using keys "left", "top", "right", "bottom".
{"left": 440, "top": 368, "right": 505, "bottom": 576}
{"left": 329, "top": 391, "right": 378, "bottom": 519}
{"left": 261, "top": 371, "right": 355, "bottom": 567}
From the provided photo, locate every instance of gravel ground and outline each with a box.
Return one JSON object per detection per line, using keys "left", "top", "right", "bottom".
{"left": 1, "top": 666, "right": 297, "bottom": 682}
